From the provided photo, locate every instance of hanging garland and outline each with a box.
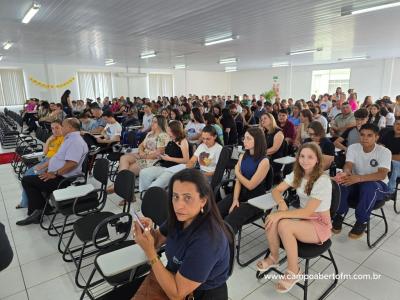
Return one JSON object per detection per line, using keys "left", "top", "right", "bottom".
{"left": 29, "top": 76, "right": 76, "bottom": 89}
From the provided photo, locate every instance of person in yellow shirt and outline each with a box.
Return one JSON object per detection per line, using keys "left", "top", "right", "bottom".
{"left": 16, "top": 120, "right": 64, "bottom": 209}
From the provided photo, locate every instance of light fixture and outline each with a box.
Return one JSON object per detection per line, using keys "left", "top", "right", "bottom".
{"left": 22, "top": 2, "right": 41, "bottom": 24}
{"left": 174, "top": 64, "right": 186, "bottom": 69}
{"left": 344, "top": 2, "right": 400, "bottom": 15}
{"left": 338, "top": 55, "right": 369, "bottom": 61}
{"left": 175, "top": 55, "right": 185, "bottom": 58}
{"left": 225, "top": 66, "right": 237, "bottom": 72}
{"left": 105, "top": 59, "right": 116, "bottom": 66}
{"left": 2, "top": 42, "right": 13, "bottom": 50}
{"left": 0, "top": 56, "right": 3, "bottom": 61}
{"left": 219, "top": 57, "right": 238, "bottom": 64}
{"left": 204, "top": 35, "right": 238, "bottom": 46}
{"left": 288, "top": 48, "right": 322, "bottom": 55}
{"left": 140, "top": 50, "right": 157, "bottom": 59}
{"left": 272, "top": 62, "right": 289, "bottom": 67}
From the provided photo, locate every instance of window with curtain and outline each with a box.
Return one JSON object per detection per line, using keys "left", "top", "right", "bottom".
{"left": 148, "top": 74, "right": 173, "bottom": 100}
{"left": 0, "top": 69, "right": 27, "bottom": 106}
{"left": 77, "top": 71, "right": 112, "bottom": 100}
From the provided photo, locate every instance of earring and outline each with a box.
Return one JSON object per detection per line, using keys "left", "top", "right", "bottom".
{"left": 201, "top": 207, "right": 204, "bottom": 214}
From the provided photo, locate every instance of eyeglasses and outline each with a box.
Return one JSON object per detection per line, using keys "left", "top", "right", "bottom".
{"left": 308, "top": 132, "right": 317, "bottom": 137}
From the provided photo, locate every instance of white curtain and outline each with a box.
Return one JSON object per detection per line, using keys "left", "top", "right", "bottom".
{"left": 0, "top": 69, "right": 27, "bottom": 106}
{"left": 148, "top": 74, "right": 173, "bottom": 100}
{"left": 77, "top": 72, "right": 112, "bottom": 100}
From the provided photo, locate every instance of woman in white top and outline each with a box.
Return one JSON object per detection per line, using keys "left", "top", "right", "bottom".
{"left": 256, "top": 142, "right": 332, "bottom": 294}
{"left": 185, "top": 107, "right": 206, "bottom": 144}
{"left": 294, "top": 109, "right": 312, "bottom": 147}
{"left": 107, "top": 115, "right": 170, "bottom": 196}
{"left": 186, "top": 125, "right": 223, "bottom": 180}
{"left": 368, "top": 104, "right": 386, "bottom": 129}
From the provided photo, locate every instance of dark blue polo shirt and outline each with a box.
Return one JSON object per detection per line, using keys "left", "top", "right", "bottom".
{"left": 160, "top": 218, "right": 230, "bottom": 290}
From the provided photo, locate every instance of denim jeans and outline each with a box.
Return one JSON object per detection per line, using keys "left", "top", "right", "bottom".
{"left": 19, "top": 158, "right": 48, "bottom": 208}
{"left": 388, "top": 160, "right": 400, "bottom": 193}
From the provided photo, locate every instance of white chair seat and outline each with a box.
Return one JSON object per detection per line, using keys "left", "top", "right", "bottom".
{"left": 22, "top": 151, "right": 43, "bottom": 159}
{"left": 96, "top": 244, "right": 148, "bottom": 277}
{"left": 52, "top": 183, "right": 95, "bottom": 202}
{"left": 273, "top": 156, "right": 296, "bottom": 165}
{"left": 248, "top": 193, "right": 277, "bottom": 211}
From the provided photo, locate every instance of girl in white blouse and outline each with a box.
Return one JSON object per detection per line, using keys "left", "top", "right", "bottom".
{"left": 257, "top": 142, "right": 332, "bottom": 294}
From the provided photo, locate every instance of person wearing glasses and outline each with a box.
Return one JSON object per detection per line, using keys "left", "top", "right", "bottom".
{"left": 303, "top": 121, "right": 335, "bottom": 171}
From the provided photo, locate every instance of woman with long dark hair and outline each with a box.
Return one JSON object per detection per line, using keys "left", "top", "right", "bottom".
{"left": 368, "top": 104, "right": 386, "bottom": 129}
{"left": 186, "top": 125, "right": 223, "bottom": 180}
{"left": 139, "top": 120, "right": 190, "bottom": 191}
{"left": 218, "top": 127, "right": 270, "bottom": 233}
{"left": 133, "top": 169, "right": 231, "bottom": 299}
{"left": 185, "top": 107, "right": 205, "bottom": 144}
{"left": 60, "top": 89, "right": 72, "bottom": 117}
{"left": 220, "top": 108, "right": 238, "bottom": 145}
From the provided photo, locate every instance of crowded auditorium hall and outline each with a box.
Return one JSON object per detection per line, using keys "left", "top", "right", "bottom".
{"left": 1, "top": 1, "right": 400, "bottom": 299}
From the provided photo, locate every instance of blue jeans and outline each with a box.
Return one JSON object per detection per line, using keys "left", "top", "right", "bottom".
{"left": 19, "top": 158, "right": 48, "bottom": 207}
{"left": 388, "top": 160, "right": 400, "bottom": 193}
{"left": 337, "top": 181, "right": 391, "bottom": 224}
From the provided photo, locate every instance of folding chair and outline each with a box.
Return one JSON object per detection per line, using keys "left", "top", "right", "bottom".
{"left": 79, "top": 186, "right": 169, "bottom": 299}
{"left": 62, "top": 170, "right": 135, "bottom": 288}
{"left": 256, "top": 180, "right": 340, "bottom": 300}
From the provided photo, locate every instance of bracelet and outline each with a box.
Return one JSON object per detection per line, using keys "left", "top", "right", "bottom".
{"left": 149, "top": 256, "right": 159, "bottom": 266}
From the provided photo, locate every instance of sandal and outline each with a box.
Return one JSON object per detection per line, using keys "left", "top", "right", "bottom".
{"left": 275, "top": 268, "right": 302, "bottom": 293}
{"left": 118, "top": 199, "right": 128, "bottom": 206}
{"left": 106, "top": 185, "right": 115, "bottom": 194}
{"left": 256, "top": 255, "right": 279, "bottom": 272}
{"left": 15, "top": 204, "right": 24, "bottom": 209}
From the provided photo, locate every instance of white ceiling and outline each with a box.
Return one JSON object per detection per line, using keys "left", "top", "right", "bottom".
{"left": 0, "top": 0, "right": 399, "bottom": 71}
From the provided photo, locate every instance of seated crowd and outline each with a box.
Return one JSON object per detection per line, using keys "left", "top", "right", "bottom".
{"left": 11, "top": 88, "right": 400, "bottom": 298}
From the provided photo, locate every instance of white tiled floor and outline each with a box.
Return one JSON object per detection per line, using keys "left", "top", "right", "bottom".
{"left": 1, "top": 160, "right": 400, "bottom": 300}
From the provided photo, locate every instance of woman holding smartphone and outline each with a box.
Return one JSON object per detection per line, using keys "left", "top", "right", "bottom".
{"left": 138, "top": 120, "right": 190, "bottom": 192}
{"left": 132, "top": 169, "right": 231, "bottom": 299}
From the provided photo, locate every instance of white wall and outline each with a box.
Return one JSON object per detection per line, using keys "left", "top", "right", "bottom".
{"left": 1, "top": 58, "right": 400, "bottom": 103}
{"left": 0, "top": 62, "right": 230, "bottom": 101}
{"left": 229, "top": 58, "right": 400, "bottom": 101}
{"left": 173, "top": 70, "right": 229, "bottom": 96}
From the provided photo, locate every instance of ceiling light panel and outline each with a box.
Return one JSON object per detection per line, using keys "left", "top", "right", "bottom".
{"left": 288, "top": 48, "right": 322, "bottom": 55}
{"left": 3, "top": 42, "right": 13, "bottom": 50}
{"left": 22, "top": 3, "right": 41, "bottom": 24}
{"left": 219, "top": 57, "right": 238, "bottom": 64}
{"left": 204, "top": 35, "right": 238, "bottom": 46}
{"left": 140, "top": 50, "right": 157, "bottom": 59}
{"left": 174, "top": 64, "right": 186, "bottom": 69}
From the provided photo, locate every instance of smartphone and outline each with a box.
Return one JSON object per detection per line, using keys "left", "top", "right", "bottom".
{"left": 132, "top": 211, "right": 145, "bottom": 230}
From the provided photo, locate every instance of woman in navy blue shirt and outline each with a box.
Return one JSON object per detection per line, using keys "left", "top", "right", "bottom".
{"left": 218, "top": 127, "right": 270, "bottom": 233}
{"left": 133, "top": 169, "right": 231, "bottom": 299}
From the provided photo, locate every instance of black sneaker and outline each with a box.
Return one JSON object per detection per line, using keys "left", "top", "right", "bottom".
{"left": 331, "top": 215, "right": 344, "bottom": 234}
{"left": 348, "top": 222, "right": 367, "bottom": 239}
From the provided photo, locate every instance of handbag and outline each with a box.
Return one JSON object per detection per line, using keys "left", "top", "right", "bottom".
{"left": 132, "top": 271, "right": 169, "bottom": 300}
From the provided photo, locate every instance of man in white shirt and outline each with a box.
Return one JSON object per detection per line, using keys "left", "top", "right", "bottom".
{"left": 134, "top": 104, "right": 153, "bottom": 147}
{"left": 332, "top": 123, "right": 392, "bottom": 239}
